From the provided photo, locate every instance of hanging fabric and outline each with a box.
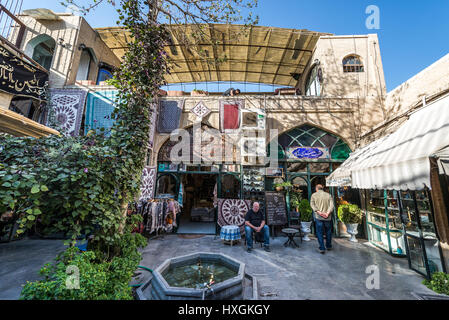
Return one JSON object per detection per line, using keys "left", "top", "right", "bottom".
{"left": 139, "top": 166, "right": 157, "bottom": 201}
{"left": 178, "top": 182, "right": 184, "bottom": 207}
{"left": 217, "top": 199, "right": 252, "bottom": 234}
{"left": 220, "top": 100, "right": 243, "bottom": 131}
{"left": 84, "top": 90, "right": 118, "bottom": 135}
{"left": 48, "top": 89, "right": 88, "bottom": 136}
{"left": 0, "top": 43, "right": 49, "bottom": 101}
{"left": 157, "top": 100, "right": 184, "bottom": 133}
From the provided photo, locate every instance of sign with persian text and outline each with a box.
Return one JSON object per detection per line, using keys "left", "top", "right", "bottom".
{"left": 287, "top": 147, "right": 330, "bottom": 160}
{"left": 0, "top": 44, "right": 49, "bottom": 101}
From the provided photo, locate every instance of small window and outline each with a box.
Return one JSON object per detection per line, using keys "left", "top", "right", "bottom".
{"left": 343, "top": 55, "right": 364, "bottom": 73}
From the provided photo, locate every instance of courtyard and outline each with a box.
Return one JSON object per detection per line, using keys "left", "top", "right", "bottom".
{"left": 0, "top": 234, "right": 438, "bottom": 300}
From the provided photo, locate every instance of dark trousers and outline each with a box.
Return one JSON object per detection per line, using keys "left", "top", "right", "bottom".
{"left": 315, "top": 218, "right": 333, "bottom": 251}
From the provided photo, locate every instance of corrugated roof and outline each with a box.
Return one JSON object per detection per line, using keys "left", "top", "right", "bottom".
{"left": 96, "top": 24, "right": 330, "bottom": 87}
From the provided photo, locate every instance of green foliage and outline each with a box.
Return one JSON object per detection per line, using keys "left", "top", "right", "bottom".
{"left": 338, "top": 204, "right": 363, "bottom": 224}
{"left": 20, "top": 231, "right": 147, "bottom": 300}
{"left": 274, "top": 181, "right": 293, "bottom": 190}
{"left": 423, "top": 272, "right": 449, "bottom": 296}
{"left": 298, "top": 199, "right": 313, "bottom": 222}
{"left": 289, "top": 191, "right": 303, "bottom": 211}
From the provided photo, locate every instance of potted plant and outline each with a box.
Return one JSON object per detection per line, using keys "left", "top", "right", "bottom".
{"left": 299, "top": 199, "right": 313, "bottom": 241}
{"left": 338, "top": 204, "right": 363, "bottom": 243}
{"left": 273, "top": 181, "right": 292, "bottom": 192}
{"left": 289, "top": 191, "right": 303, "bottom": 212}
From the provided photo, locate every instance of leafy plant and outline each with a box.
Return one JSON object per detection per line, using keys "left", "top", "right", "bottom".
{"left": 338, "top": 204, "right": 363, "bottom": 224}
{"left": 298, "top": 199, "right": 313, "bottom": 222}
{"left": 423, "top": 272, "right": 449, "bottom": 296}
{"left": 289, "top": 191, "right": 303, "bottom": 211}
{"left": 274, "top": 181, "right": 293, "bottom": 190}
{"left": 20, "top": 230, "right": 147, "bottom": 300}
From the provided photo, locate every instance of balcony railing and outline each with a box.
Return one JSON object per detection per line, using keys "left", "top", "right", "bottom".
{"left": 0, "top": 0, "right": 48, "bottom": 73}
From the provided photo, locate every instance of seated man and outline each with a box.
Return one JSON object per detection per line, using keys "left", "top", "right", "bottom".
{"left": 244, "top": 202, "right": 270, "bottom": 253}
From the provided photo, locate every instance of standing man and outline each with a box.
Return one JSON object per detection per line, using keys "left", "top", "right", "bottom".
{"left": 310, "top": 185, "right": 334, "bottom": 254}
{"left": 245, "top": 202, "right": 270, "bottom": 253}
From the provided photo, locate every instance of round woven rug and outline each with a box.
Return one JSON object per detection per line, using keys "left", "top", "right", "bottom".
{"left": 177, "top": 234, "right": 206, "bottom": 239}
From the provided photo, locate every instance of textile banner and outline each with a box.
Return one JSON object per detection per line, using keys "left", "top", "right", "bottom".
{"left": 0, "top": 44, "right": 49, "bottom": 101}
{"left": 84, "top": 90, "right": 118, "bottom": 135}
{"left": 220, "top": 99, "right": 243, "bottom": 131}
{"left": 217, "top": 199, "right": 252, "bottom": 234}
{"left": 157, "top": 100, "right": 183, "bottom": 133}
{"left": 48, "top": 89, "right": 87, "bottom": 136}
{"left": 139, "top": 166, "right": 157, "bottom": 201}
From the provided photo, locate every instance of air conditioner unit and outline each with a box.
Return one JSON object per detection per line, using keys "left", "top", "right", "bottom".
{"left": 241, "top": 108, "right": 266, "bottom": 130}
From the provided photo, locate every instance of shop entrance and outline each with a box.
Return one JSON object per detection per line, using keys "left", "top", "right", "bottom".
{"left": 177, "top": 173, "right": 217, "bottom": 235}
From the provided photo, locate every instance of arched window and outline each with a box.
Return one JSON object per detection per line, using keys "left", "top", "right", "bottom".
{"left": 270, "top": 124, "right": 352, "bottom": 161}
{"left": 343, "top": 55, "right": 364, "bottom": 73}
{"left": 25, "top": 35, "right": 56, "bottom": 70}
{"left": 305, "top": 65, "right": 321, "bottom": 96}
{"left": 76, "top": 48, "right": 97, "bottom": 81}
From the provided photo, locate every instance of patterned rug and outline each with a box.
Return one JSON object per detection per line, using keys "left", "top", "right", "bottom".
{"left": 139, "top": 166, "right": 157, "bottom": 201}
{"left": 157, "top": 100, "right": 184, "bottom": 133}
{"left": 48, "top": 89, "right": 87, "bottom": 136}
{"left": 217, "top": 199, "right": 252, "bottom": 234}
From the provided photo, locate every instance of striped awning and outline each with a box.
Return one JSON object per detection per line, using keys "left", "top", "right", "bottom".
{"left": 96, "top": 24, "right": 329, "bottom": 87}
{"left": 327, "top": 94, "right": 449, "bottom": 190}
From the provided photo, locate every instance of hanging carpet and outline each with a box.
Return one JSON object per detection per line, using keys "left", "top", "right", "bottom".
{"left": 157, "top": 100, "right": 184, "bottom": 133}
{"left": 220, "top": 100, "right": 243, "bottom": 131}
{"left": 139, "top": 166, "right": 157, "bottom": 201}
{"left": 217, "top": 199, "right": 252, "bottom": 234}
{"left": 48, "top": 89, "right": 87, "bottom": 136}
{"left": 84, "top": 90, "right": 118, "bottom": 135}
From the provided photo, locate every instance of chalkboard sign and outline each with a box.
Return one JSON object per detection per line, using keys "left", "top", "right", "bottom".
{"left": 265, "top": 192, "right": 288, "bottom": 226}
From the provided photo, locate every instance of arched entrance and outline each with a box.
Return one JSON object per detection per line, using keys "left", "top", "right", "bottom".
{"left": 267, "top": 124, "right": 352, "bottom": 233}
{"left": 156, "top": 125, "right": 242, "bottom": 234}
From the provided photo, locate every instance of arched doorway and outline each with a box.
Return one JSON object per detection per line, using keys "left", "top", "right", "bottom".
{"left": 267, "top": 124, "right": 352, "bottom": 233}
{"left": 25, "top": 35, "right": 56, "bottom": 70}
{"left": 157, "top": 125, "right": 235, "bottom": 235}
{"left": 76, "top": 48, "right": 97, "bottom": 81}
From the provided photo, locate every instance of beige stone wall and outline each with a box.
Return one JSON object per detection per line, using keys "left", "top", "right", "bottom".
{"left": 299, "top": 34, "right": 387, "bottom": 135}
{"left": 385, "top": 53, "right": 449, "bottom": 119}
{"left": 13, "top": 13, "right": 120, "bottom": 88}
{"left": 152, "top": 95, "right": 365, "bottom": 165}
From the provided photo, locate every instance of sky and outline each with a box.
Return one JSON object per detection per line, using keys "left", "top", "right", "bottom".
{"left": 18, "top": 0, "right": 449, "bottom": 92}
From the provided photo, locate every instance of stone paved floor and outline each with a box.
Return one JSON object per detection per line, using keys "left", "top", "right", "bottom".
{"left": 137, "top": 234, "right": 436, "bottom": 300}
{"left": 0, "top": 238, "right": 66, "bottom": 300}
{"left": 0, "top": 235, "right": 438, "bottom": 300}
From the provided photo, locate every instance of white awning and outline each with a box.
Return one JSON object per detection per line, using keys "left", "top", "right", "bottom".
{"left": 327, "top": 94, "right": 449, "bottom": 190}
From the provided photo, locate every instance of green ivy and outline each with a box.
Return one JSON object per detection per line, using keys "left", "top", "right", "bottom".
{"left": 423, "top": 272, "right": 449, "bottom": 296}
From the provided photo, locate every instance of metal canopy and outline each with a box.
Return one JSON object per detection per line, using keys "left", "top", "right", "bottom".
{"left": 96, "top": 24, "right": 330, "bottom": 87}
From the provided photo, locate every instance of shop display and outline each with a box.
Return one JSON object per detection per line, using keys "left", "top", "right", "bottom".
{"left": 365, "top": 190, "right": 406, "bottom": 256}
{"left": 129, "top": 198, "right": 180, "bottom": 235}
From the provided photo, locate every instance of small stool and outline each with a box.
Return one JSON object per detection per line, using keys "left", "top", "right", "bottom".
{"left": 282, "top": 228, "right": 299, "bottom": 248}
{"left": 220, "top": 225, "right": 241, "bottom": 247}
